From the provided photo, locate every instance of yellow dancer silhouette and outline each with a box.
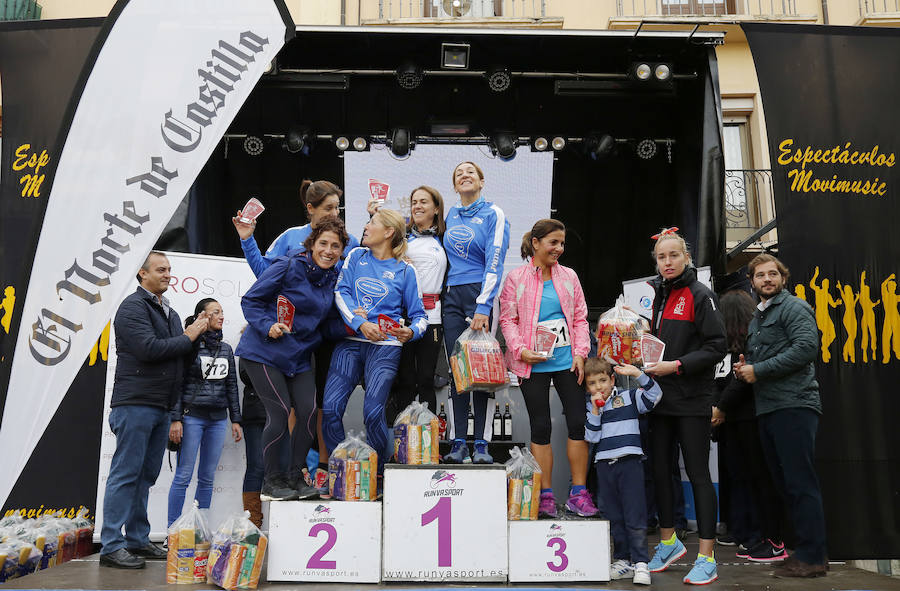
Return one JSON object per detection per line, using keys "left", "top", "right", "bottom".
{"left": 859, "top": 271, "right": 880, "bottom": 363}
{"left": 88, "top": 322, "right": 111, "bottom": 366}
{"left": 794, "top": 283, "right": 808, "bottom": 303}
{"left": 809, "top": 267, "right": 839, "bottom": 363}
{"left": 882, "top": 274, "right": 900, "bottom": 364}
{"left": 1, "top": 286, "right": 15, "bottom": 334}
{"left": 836, "top": 282, "right": 859, "bottom": 364}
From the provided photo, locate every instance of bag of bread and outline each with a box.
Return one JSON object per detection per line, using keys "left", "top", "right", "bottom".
{"left": 450, "top": 327, "right": 509, "bottom": 393}
{"left": 505, "top": 447, "right": 543, "bottom": 521}
{"left": 329, "top": 433, "right": 378, "bottom": 501}
{"left": 207, "top": 511, "right": 267, "bottom": 590}
{"left": 166, "top": 500, "right": 211, "bottom": 584}
{"left": 596, "top": 296, "right": 645, "bottom": 365}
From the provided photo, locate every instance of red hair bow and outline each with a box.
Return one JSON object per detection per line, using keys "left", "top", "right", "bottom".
{"left": 651, "top": 226, "right": 680, "bottom": 240}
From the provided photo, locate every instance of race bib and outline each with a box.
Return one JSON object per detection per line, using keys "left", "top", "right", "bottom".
{"left": 714, "top": 353, "right": 732, "bottom": 379}
{"left": 537, "top": 318, "right": 570, "bottom": 348}
{"left": 199, "top": 356, "right": 229, "bottom": 380}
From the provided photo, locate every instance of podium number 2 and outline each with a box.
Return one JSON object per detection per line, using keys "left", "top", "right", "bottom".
{"left": 307, "top": 523, "right": 337, "bottom": 569}
{"left": 421, "top": 497, "right": 452, "bottom": 566}
{"left": 546, "top": 537, "right": 568, "bottom": 572}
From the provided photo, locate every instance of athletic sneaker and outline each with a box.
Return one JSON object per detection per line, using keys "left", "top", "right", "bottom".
{"left": 314, "top": 468, "right": 331, "bottom": 498}
{"left": 716, "top": 533, "right": 738, "bottom": 546}
{"left": 565, "top": 489, "right": 599, "bottom": 517}
{"left": 472, "top": 439, "right": 493, "bottom": 464}
{"left": 648, "top": 536, "right": 686, "bottom": 572}
{"left": 260, "top": 474, "right": 299, "bottom": 501}
{"left": 735, "top": 542, "right": 754, "bottom": 559}
{"left": 538, "top": 492, "right": 557, "bottom": 518}
{"left": 609, "top": 559, "right": 634, "bottom": 580}
{"left": 683, "top": 557, "right": 718, "bottom": 585}
{"left": 748, "top": 539, "right": 788, "bottom": 562}
{"left": 443, "top": 439, "right": 471, "bottom": 464}
{"left": 633, "top": 561, "right": 651, "bottom": 585}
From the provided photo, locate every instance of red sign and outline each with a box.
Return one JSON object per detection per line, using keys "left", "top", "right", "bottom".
{"left": 277, "top": 295, "right": 295, "bottom": 331}
{"left": 368, "top": 179, "right": 390, "bottom": 203}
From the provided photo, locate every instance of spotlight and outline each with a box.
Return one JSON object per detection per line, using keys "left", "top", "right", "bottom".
{"left": 335, "top": 136, "right": 350, "bottom": 151}
{"left": 551, "top": 137, "right": 566, "bottom": 151}
{"left": 490, "top": 132, "right": 518, "bottom": 160}
{"left": 441, "top": 42, "right": 470, "bottom": 69}
{"left": 283, "top": 127, "right": 309, "bottom": 154}
{"left": 532, "top": 137, "right": 549, "bottom": 152}
{"left": 634, "top": 63, "right": 652, "bottom": 81}
{"left": 396, "top": 61, "right": 424, "bottom": 90}
{"left": 636, "top": 139, "right": 658, "bottom": 160}
{"left": 486, "top": 66, "right": 511, "bottom": 92}
{"left": 352, "top": 137, "right": 369, "bottom": 151}
{"left": 243, "top": 135, "right": 264, "bottom": 156}
{"left": 389, "top": 128, "right": 413, "bottom": 157}
{"left": 585, "top": 134, "right": 615, "bottom": 160}
{"left": 655, "top": 63, "right": 672, "bottom": 81}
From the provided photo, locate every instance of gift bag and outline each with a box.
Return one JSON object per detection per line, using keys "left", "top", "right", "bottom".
{"left": 207, "top": 511, "right": 267, "bottom": 590}
{"left": 450, "top": 327, "right": 509, "bottom": 393}
{"left": 596, "top": 296, "right": 645, "bottom": 365}
{"left": 393, "top": 402, "right": 440, "bottom": 465}
{"left": 166, "top": 500, "right": 212, "bottom": 584}
{"left": 505, "top": 446, "right": 542, "bottom": 521}
{"left": 328, "top": 433, "right": 378, "bottom": 501}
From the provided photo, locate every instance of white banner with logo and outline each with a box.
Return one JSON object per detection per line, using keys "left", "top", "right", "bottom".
{"left": 0, "top": 0, "right": 292, "bottom": 507}
{"left": 95, "top": 252, "right": 257, "bottom": 539}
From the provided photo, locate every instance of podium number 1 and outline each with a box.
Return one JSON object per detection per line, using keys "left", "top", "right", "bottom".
{"left": 307, "top": 523, "right": 337, "bottom": 569}
{"left": 421, "top": 497, "right": 452, "bottom": 566}
{"left": 546, "top": 537, "right": 568, "bottom": 572}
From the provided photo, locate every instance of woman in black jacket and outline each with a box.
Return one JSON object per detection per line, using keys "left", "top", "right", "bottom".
{"left": 644, "top": 228, "right": 726, "bottom": 585}
{"left": 167, "top": 298, "right": 242, "bottom": 526}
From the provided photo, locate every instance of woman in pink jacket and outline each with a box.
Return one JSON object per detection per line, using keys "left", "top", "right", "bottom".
{"left": 499, "top": 219, "right": 596, "bottom": 518}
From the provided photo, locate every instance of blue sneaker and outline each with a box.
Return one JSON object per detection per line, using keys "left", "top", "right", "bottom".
{"left": 648, "top": 536, "right": 686, "bottom": 573}
{"left": 683, "top": 556, "right": 718, "bottom": 585}
{"left": 472, "top": 439, "right": 493, "bottom": 464}
{"left": 443, "top": 439, "right": 471, "bottom": 464}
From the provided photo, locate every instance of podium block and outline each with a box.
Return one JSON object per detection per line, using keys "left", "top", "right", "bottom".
{"left": 508, "top": 519, "right": 610, "bottom": 582}
{"left": 382, "top": 464, "right": 508, "bottom": 582}
{"left": 267, "top": 500, "right": 381, "bottom": 583}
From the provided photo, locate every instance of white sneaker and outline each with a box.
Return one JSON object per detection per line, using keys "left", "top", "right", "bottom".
{"left": 633, "top": 561, "right": 651, "bottom": 585}
{"left": 610, "top": 559, "right": 634, "bottom": 580}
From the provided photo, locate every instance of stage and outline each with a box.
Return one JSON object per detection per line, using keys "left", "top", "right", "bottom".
{"left": 4, "top": 538, "right": 899, "bottom": 591}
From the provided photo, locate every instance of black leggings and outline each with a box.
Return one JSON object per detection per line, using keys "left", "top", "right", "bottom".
{"left": 649, "top": 414, "right": 718, "bottom": 539}
{"left": 388, "top": 325, "right": 443, "bottom": 425}
{"left": 727, "top": 419, "right": 784, "bottom": 543}
{"left": 519, "top": 369, "right": 586, "bottom": 445}
{"left": 242, "top": 359, "right": 316, "bottom": 478}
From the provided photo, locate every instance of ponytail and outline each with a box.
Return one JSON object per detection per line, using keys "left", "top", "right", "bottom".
{"left": 520, "top": 231, "right": 534, "bottom": 260}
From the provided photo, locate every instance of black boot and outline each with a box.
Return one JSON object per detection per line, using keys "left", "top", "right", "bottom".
{"left": 288, "top": 467, "right": 320, "bottom": 500}
{"left": 260, "top": 473, "right": 299, "bottom": 501}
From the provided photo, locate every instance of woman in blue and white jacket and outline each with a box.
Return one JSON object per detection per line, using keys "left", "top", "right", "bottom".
{"left": 324, "top": 209, "right": 428, "bottom": 474}
{"left": 442, "top": 161, "right": 510, "bottom": 464}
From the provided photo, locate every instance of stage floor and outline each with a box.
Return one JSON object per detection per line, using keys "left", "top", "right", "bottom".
{"left": 4, "top": 538, "right": 900, "bottom": 591}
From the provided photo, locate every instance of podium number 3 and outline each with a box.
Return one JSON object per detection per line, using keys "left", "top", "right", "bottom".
{"left": 546, "top": 537, "right": 568, "bottom": 572}
{"left": 421, "top": 497, "right": 452, "bottom": 566}
{"left": 307, "top": 523, "right": 337, "bottom": 569}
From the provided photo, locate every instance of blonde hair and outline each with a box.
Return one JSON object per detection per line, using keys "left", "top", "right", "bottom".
{"left": 652, "top": 229, "right": 692, "bottom": 264}
{"left": 373, "top": 209, "right": 408, "bottom": 260}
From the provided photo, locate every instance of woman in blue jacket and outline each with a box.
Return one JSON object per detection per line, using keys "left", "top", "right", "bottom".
{"left": 236, "top": 218, "right": 351, "bottom": 501}
{"left": 324, "top": 209, "right": 428, "bottom": 475}
{"left": 167, "top": 298, "right": 242, "bottom": 526}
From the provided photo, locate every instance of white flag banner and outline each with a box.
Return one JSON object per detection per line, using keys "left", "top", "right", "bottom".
{"left": 0, "top": 0, "right": 292, "bottom": 507}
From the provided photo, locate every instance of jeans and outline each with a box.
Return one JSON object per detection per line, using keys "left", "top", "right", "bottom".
{"left": 167, "top": 414, "right": 228, "bottom": 526}
{"left": 101, "top": 405, "right": 169, "bottom": 555}
{"left": 242, "top": 423, "right": 265, "bottom": 492}
{"left": 596, "top": 456, "right": 649, "bottom": 563}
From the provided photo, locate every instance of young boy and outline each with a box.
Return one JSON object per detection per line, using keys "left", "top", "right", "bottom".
{"left": 584, "top": 357, "right": 662, "bottom": 586}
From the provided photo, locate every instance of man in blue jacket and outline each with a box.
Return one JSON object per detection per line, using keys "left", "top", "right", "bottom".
{"left": 100, "top": 251, "right": 209, "bottom": 569}
{"left": 734, "top": 254, "right": 827, "bottom": 578}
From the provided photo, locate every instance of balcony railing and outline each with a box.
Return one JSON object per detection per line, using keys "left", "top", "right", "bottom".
{"left": 616, "top": 0, "right": 797, "bottom": 18}
{"left": 374, "top": 0, "right": 545, "bottom": 20}
{"left": 1, "top": 0, "right": 42, "bottom": 20}
{"left": 859, "top": 0, "right": 900, "bottom": 14}
{"left": 725, "top": 169, "right": 772, "bottom": 229}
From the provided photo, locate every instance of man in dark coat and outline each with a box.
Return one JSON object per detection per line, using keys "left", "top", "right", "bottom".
{"left": 100, "top": 251, "right": 208, "bottom": 569}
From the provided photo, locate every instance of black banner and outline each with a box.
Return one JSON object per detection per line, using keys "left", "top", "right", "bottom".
{"left": 0, "top": 19, "right": 106, "bottom": 519}
{"left": 744, "top": 23, "right": 899, "bottom": 559}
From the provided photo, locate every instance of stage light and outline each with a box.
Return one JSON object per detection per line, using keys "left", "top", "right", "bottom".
{"left": 490, "top": 133, "right": 518, "bottom": 160}
{"left": 636, "top": 139, "right": 658, "bottom": 160}
{"left": 396, "top": 61, "right": 424, "bottom": 90}
{"left": 634, "top": 63, "right": 652, "bottom": 81}
{"left": 486, "top": 66, "right": 511, "bottom": 92}
{"left": 655, "top": 64, "right": 672, "bottom": 81}
{"left": 389, "top": 128, "right": 412, "bottom": 157}
{"left": 335, "top": 136, "right": 350, "bottom": 151}
{"left": 441, "top": 42, "right": 470, "bottom": 69}
{"left": 585, "top": 134, "right": 615, "bottom": 160}
{"left": 533, "top": 137, "right": 549, "bottom": 151}
{"left": 243, "top": 135, "right": 264, "bottom": 156}
{"left": 551, "top": 137, "right": 566, "bottom": 151}
{"left": 283, "top": 127, "right": 309, "bottom": 153}
{"left": 353, "top": 137, "right": 369, "bottom": 151}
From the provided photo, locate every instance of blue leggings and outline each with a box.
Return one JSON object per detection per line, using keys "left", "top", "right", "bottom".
{"left": 322, "top": 340, "right": 402, "bottom": 471}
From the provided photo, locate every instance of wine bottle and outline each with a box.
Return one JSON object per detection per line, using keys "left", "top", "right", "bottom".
{"left": 503, "top": 403, "right": 513, "bottom": 441}
{"left": 437, "top": 403, "right": 448, "bottom": 441}
{"left": 492, "top": 403, "right": 502, "bottom": 441}
{"left": 466, "top": 403, "right": 475, "bottom": 441}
